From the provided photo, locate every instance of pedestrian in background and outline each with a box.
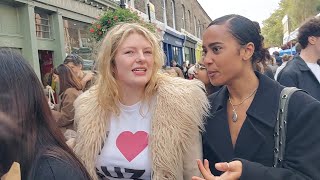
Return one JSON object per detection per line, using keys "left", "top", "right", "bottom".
{"left": 273, "top": 51, "right": 282, "bottom": 66}
{"left": 274, "top": 54, "right": 292, "bottom": 81}
{"left": 278, "top": 17, "right": 320, "bottom": 101}
{"left": 51, "top": 64, "right": 82, "bottom": 140}
{"left": 193, "top": 14, "right": 320, "bottom": 180}
{"left": 64, "top": 54, "right": 95, "bottom": 91}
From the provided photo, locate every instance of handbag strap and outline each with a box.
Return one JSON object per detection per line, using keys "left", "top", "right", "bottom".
{"left": 273, "top": 87, "right": 302, "bottom": 167}
{"left": 47, "top": 86, "right": 56, "bottom": 104}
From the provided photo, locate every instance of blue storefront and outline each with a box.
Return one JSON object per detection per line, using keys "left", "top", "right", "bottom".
{"left": 163, "top": 28, "right": 185, "bottom": 66}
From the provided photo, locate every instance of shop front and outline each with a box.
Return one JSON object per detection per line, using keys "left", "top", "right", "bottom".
{"left": 196, "top": 42, "right": 203, "bottom": 62}
{"left": 163, "top": 28, "right": 185, "bottom": 66}
{"left": 184, "top": 36, "right": 197, "bottom": 65}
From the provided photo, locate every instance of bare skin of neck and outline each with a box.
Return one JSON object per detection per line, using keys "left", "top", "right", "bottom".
{"left": 118, "top": 84, "right": 145, "bottom": 106}
{"left": 300, "top": 48, "right": 320, "bottom": 64}
{"left": 226, "top": 69, "right": 259, "bottom": 147}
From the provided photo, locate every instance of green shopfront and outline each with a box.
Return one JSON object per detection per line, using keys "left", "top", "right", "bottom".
{"left": 0, "top": 0, "right": 117, "bottom": 85}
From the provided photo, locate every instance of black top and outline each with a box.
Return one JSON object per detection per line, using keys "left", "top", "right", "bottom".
{"left": 203, "top": 72, "right": 320, "bottom": 180}
{"left": 277, "top": 55, "right": 320, "bottom": 101}
{"left": 33, "top": 156, "right": 88, "bottom": 180}
{"left": 263, "top": 66, "right": 275, "bottom": 80}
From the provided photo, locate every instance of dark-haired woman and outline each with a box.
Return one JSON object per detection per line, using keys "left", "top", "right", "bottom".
{"left": 0, "top": 49, "right": 91, "bottom": 179}
{"left": 0, "top": 112, "right": 19, "bottom": 179}
{"left": 52, "top": 64, "right": 82, "bottom": 139}
{"left": 193, "top": 14, "right": 320, "bottom": 180}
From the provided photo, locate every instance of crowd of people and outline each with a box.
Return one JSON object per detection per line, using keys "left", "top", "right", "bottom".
{"left": 1, "top": 14, "right": 320, "bottom": 180}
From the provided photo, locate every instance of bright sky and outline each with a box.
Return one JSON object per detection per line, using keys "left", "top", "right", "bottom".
{"left": 198, "top": 0, "right": 281, "bottom": 26}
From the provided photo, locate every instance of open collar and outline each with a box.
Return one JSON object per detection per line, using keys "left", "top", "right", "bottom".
{"left": 204, "top": 72, "right": 283, "bottom": 161}
{"left": 210, "top": 72, "right": 281, "bottom": 128}
{"left": 295, "top": 56, "right": 312, "bottom": 71}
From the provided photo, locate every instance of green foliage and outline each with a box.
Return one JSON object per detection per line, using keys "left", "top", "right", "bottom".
{"left": 262, "top": 8, "right": 286, "bottom": 47}
{"left": 284, "top": 0, "right": 320, "bottom": 30}
{"left": 89, "top": 8, "right": 156, "bottom": 41}
{"left": 262, "top": 0, "right": 320, "bottom": 47}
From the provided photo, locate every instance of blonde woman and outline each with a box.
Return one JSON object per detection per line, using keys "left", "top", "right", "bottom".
{"left": 73, "top": 23, "right": 209, "bottom": 180}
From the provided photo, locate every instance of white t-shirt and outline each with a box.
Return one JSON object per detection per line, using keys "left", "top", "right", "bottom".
{"left": 306, "top": 62, "right": 320, "bottom": 83}
{"left": 96, "top": 101, "right": 152, "bottom": 180}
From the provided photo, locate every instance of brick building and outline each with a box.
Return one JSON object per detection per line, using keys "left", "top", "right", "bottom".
{"left": 133, "top": 0, "right": 211, "bottom": 65}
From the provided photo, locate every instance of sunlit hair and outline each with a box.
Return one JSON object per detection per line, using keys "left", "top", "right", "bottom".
{"left": 96, "top": 23, "right": 163, "bottom": 115}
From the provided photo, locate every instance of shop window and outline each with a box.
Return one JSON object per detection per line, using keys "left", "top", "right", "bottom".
{"left": 35, "top": 11, "right": 51, "bottom": 39}
{"left": 172, "top": 46, "right": 179, "bottom": 63}
{"left": 63, "top": 18, "right": 93, "bottom": 59}
{"left": 184, "top": 47, "right": 190, "bottom": 63}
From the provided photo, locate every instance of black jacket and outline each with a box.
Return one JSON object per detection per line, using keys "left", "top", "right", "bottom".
{"left": 277, "top": 56, "right": 320, "bottom": 101}
{"left": 203, "top": 72, "right": 320, "bottom": 180}
{"left": 33, "top": 156, "right": 88, "bottom": 180}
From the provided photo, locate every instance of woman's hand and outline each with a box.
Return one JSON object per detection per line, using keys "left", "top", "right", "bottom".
{"left": 192, "top": 159, "right": 242, "bottom": 180}
{"left": 82, "top": 72, "right": 94, "bottom": 83}
{"left": 192, "top": 159, "right": 215, "bottom": 180}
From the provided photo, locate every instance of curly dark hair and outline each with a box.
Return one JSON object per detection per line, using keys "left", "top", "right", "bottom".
{"left": 298, "top": 17, "right": 320, "bottom": 49}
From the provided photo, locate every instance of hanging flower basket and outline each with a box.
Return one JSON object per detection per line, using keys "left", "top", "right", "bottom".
{"left": 89, "top": 8, "right": 156, "bottom": 41}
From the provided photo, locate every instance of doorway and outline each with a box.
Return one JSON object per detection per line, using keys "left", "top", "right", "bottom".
{"left": 38, "top": 50, "right": 54, "bottom": 87}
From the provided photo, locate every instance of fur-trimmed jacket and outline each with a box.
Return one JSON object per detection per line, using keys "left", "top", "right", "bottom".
{"left": 73, "top": 76, "right": 209, "bottom": 180}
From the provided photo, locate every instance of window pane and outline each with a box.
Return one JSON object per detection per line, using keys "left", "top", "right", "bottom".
{"left": 43, "top": 32, "right": 50, "bottom": 38}
{"left": 34, "top": 11, "right": 51, "bottom": 38}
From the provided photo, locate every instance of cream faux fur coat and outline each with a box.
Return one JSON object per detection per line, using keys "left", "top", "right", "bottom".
{"left": 73, "top": 76, "right": 209, "bottom": 180}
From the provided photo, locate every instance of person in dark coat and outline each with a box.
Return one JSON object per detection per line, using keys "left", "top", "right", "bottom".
{"left": 273, "top": 51, "right": 282, "bottom": 66}
{"left": 192, "top": 14, "right": 320, "bottom": 180}
{"left": 277, "top": 17, "right": 320, "bottom": 101}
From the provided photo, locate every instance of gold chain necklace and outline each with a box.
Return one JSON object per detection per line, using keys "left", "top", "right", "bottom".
{"left": 229, "top": 88, "right": 258, "bottom": 122}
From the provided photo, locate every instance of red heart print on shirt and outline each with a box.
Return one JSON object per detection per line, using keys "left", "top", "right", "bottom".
{"left": 116, "top": 131, "right": 148, "bottom": 162}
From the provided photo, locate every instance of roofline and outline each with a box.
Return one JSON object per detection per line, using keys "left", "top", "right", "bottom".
{"left": 196, "top": 0, "right": 212, "bottom": 22}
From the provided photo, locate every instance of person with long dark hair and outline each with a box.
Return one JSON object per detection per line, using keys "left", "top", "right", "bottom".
{"left": 192, "top": 15, "right": 320, "bottom": 180}
{"left": 52, "top": 64, "right": 82, "bottom": 139}
{"left": 63, "top": 54, "right": 95, "bottom": 91}
{"left": 0, "top": 49, "right": 91, "bottom": 180}
{"left": 0, "top": 112, "right": 19, "bottom": 179}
